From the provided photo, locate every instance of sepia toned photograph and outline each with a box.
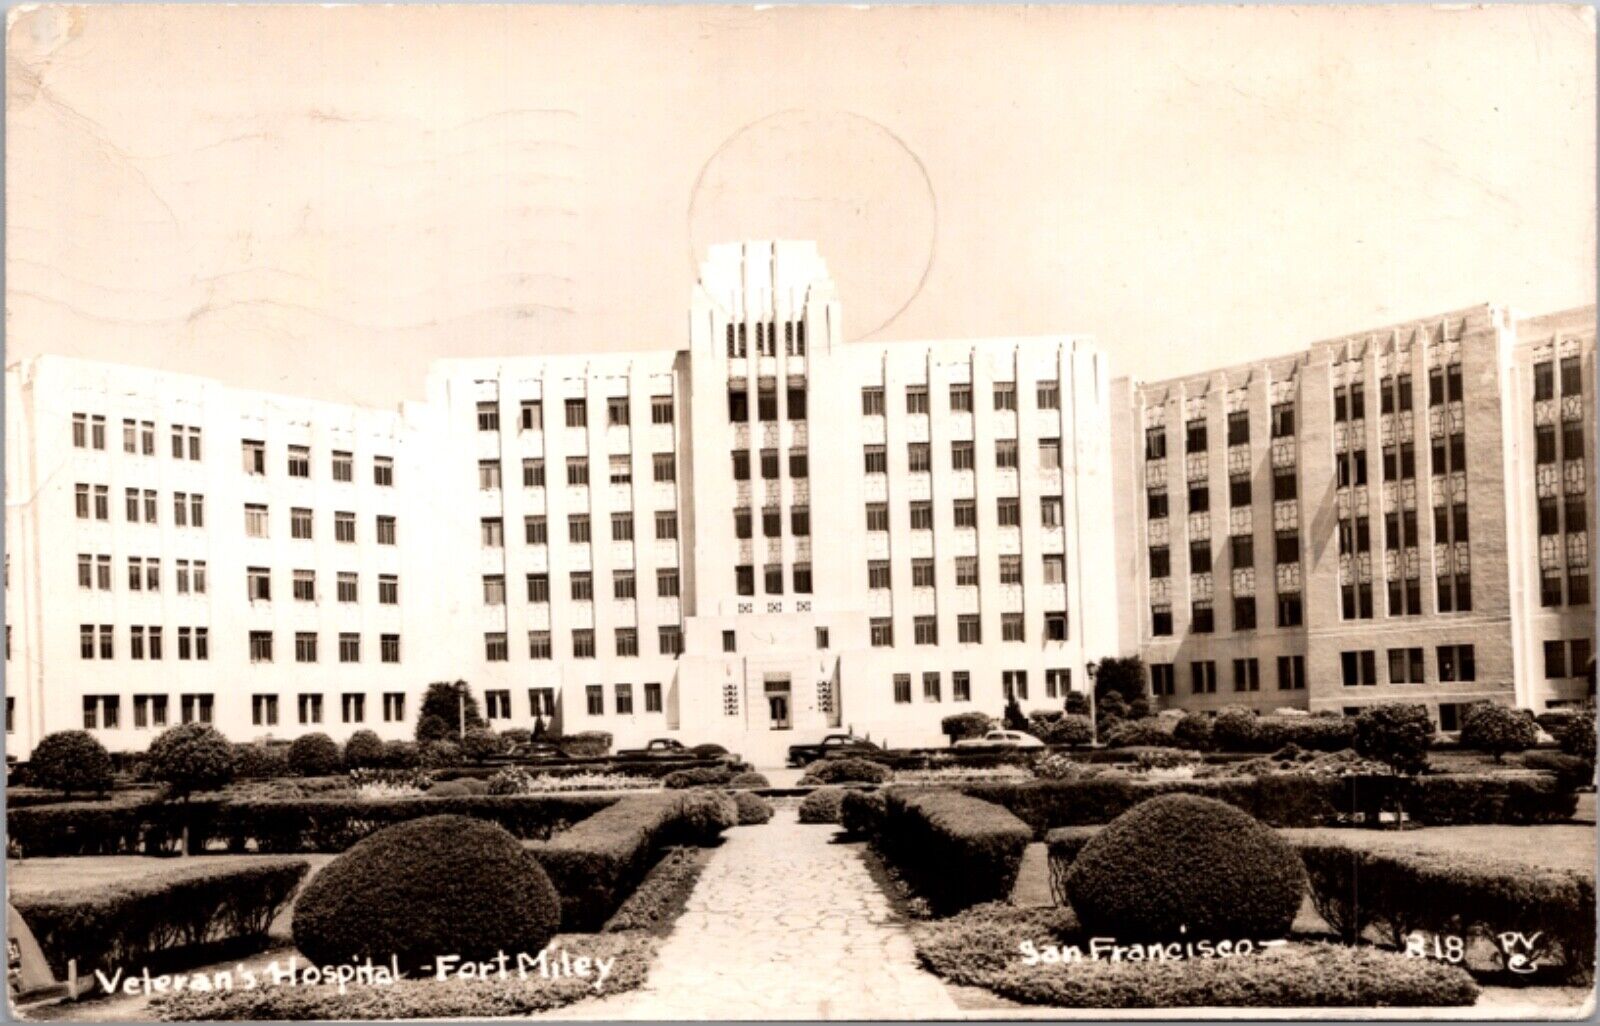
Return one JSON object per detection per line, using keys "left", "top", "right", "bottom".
{"left": 3, "top": 3, "right": 1596, "bottom": 1020}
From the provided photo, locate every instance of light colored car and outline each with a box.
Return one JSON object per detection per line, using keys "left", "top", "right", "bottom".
{"left": 954, "top": 729, "right": 1046, "bottom": 749}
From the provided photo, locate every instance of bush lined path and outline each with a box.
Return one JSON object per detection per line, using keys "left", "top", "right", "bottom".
{"left": 561, "top": 803, "right": 959, "bottom": 1019}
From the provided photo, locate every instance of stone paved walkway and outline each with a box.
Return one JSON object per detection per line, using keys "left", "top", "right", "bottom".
{"left": 561, "top": 804, "right": 960, "bottom": 1020}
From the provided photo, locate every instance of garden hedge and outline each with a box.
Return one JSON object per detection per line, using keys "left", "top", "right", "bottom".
{"left": 7, "top": 794, "right": 619, "bottom": 857}
{"left": 878, "top": 789, "right": 1032, "bottom": 913}
{"left": 12, "top": 857, "right": 308, "bottom": 981}
{"left": 956, "top": 773, "right": 1577, "bottom": 837}
{"left": 1043, "top": 826, "right": 1102, "bottom": 903}
{"left": 526, "top": 793, "right": 714, "bottom": 931}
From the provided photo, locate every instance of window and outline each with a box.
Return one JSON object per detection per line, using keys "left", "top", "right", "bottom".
{"left": 910, "top": 501, "right": 934, "bottom": 530}
{"left": 1191, "top": 601, "right": 1215, "bottom": 633}
{"left": 1003, "top": 669, "right": 1029, "bottom": 700}
{"left": 995, "top": 439, "right": 1019, "bottom": 469}
{"left": 250, "top": 694, "right": 278, "bottom": 728}
{"left": 868, "top": 560, "right": 892, "bottom": 590}
{"left": 130, "top": 625, "right": 145, "bottom": 660}
{"left": 659, "top": 625, "right": 683, "bottom": 656}
{"left": 603, "top": 454, "right": 629, "bottom": 486}
{"left": 477, "top": 401, "right": 501, "bottom": 431}
{"left": 1274, "top": 655, "right": 1306, "bottom": 691}
{"left": 1274, "top": 531, "right": 1299, "bottom": 565}
{"left": 383, "top": 693, "right": 407, "bottom": 722}
{"left": 1561, "top": 356, "right": 1583, "bottom": 395}
{"left": 529, "top": 631, "right": 552, "bottom": 659}
{"left": 571, "top": 572, "right": 594, "bottom": 601}
{"left": 1341, "top": 650, "right": 1378, "bottom": 686}
{"left": 247, "top": 566, "right": 271, "bottom": 601}
{"left": 949, "top": 383, "right": 972, "bottom": 412}
{"left": 1388, "top": 647, "right": 1426, "bottom": 684}
{"left": 295, "top": 632, "right": 319, "bottom": 663}
{"left": 1272, "top": 467, "right": 1297, "bottom": 501}
{"left": 1233, "top": 658, "right": 1261, "bottom": 692}
{"left": 249, "top": 631, "right": 274, "bottom": 663}
{"left": 922, "top": 672, "right": 941, "bottom": 701}
{"left": 759, "top": 447, "right": 780, "bottom": 480}
{"left": 996, "top": 554, "right": 1023, "bottom": 585}
{"left": 649, "top": 452, "right": 676, "bottom": 483}
{"left": 284, "top": 506, "right": 313, "bottom": 541}
{"left": 523, "top": 459, "right": 546, "bottom": 488}
{"left": 521, "top": 400, "right": 544, "bottom": 431}
{"left": 1185, "top": 419, "right": 1207, "bottom": 453}
{"left": 478, "top": 460, "right": 502, "bottom": 490}
{"left": 613, "top": 570, "right": 636, "bottom": 601}
{"left": 605, "top": 396, "right": 630, "bottom": 427}
{"left": 379, "top": 574, "right": 398, "bottom": 605}
{"left": 573, "top": 629, "right": 596, "bottom": 658}
{"left": 1147, "top": 489, "right": 1168, "bottom": 519}
{"left": 566, "top": 457, "right": 590, "bottom": 487}
{"left": 758, "top": 382, "right": 778, "bottom": 421}
{"left": 650, "top": 395, "right": 674, "bottom": 424}
{"left": 293, "top": 569, "right": 315, "bottom": 601}
{"left": 893, "top": 674, "right": 912, "bottom": 704}
{"left": 1145, "top": 427, "right": 1167, "bottom": 460}
{"left": 1188, "top": 539, "right": 1212, "bottom": 574}
{"left": 73, "top": 413, "right": 87, "bottom": 448}
{"left": 481, "top": 517, "right": 504, "bottom": 548}
{"left": 287, "top": 445, "right": 310, "bottom": 477}
{"left": 375, "top": 515, "right": 396, "bottom": 545}
{"left": 908, "top": 442, "right": 932, "bottom": 473}
{"left": 335, "top": 511, "right": 356, "bottom": 543}
{"left": 722, "top": 629, "right": 737, "bottom": 654}
{"left": 946, "top": 499, "right": 974, "bottom": 529}
{"left": 996, "top": 497, "right": 1021, "bottom": 528}
{"left": 616, "top": 628, "right": 639, "bottom": 657}
{"left": 864, "top": 445, "right": 887, "bottom": 475}
{"left": 993, "top": 382, "right": 1016, "bottom": 411}
{"left": 906, "top": 385, "right": 929, "bottom": 414}
{"left": 1190, "top": 661, "right": 1218, "bottom": 694}
{"left": 564, "top": 398, "right": 587, "bottom": 428}
{"left": 1227, "top": 410, "right": 1250, "bottom": 445}
{"left": 332, "top": 450, "right": 353, "bottom": 481}
{"left": 94, "top": 485, "right": 109, "bottom": 520}
{"left": 1044, "top": 611, "right": 1068, "bottom": 641}
{"left": 871, "top": 618, "right": 894, "bottom": 647}
{"left": 1277, "top": 592, "right": 1303, "bottom": 627}
{"left": 1233, "top": 594, "right": 1257, "bottom": 630}
{"left": 1034, "top": 437, "right": 1062, "bottom": 471}
{"left": 764, "top": 563, "right": 784, "bottom": 594}
{"left": 244, "top": 503, "right": 268, "bottom": 538}
{"left": 735, "top": 564, "right": 754, "bottom": 595}
{"left": 485, "top": 632, "right": 509, "bottom": 662}
{"left": 337, "top": 572, "right": 358, "bottom": 602}
{"left": 335, "top": 632, "right": 359, "bottom": 664}
{"left": 760, "top": 505, "right": 781, "bottom": 538}
{"left": 1271, "top": 403, "right": 1296, "bottom": 438}
{"left": 1036, "top": 498, "right": 1062, "bottom": 531}
{"left": 483, "top": 574, "right": 506, "bottom": 606}
{"left": 1149, "top": 546, "right": 1170, "bottom": 578}
{"left": 728, "top": 386, "right": 749, "bottom": 421}
{"left": 1037, "top": 380, "right": 1060, "bottom": 409}
{"left": 527, "top": 573, "right": 550, "bottom": 603}
{"left": 242, "top": 439, "right": 265, "bottom": 475}
{"left": 999, "top": 612, "right": 1024, "bottom": 642}
{"left": 563, "top": 514, "right": 591, "bottom": 544}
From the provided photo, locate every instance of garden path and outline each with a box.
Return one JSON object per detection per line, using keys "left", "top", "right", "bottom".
{"left": 559, "top": 803, "right": 960, "bottom": 1019}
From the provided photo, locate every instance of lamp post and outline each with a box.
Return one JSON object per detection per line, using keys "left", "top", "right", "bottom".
{"left": 1086, "top": 660, "right": 1100, "bottom": 747}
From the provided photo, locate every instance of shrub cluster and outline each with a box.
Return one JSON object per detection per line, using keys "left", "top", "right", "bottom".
{"left": 1193, "top": 709, "right": 1356, "bottom": 753}
{"left": 147, "top": 724, "right": 236, "bottom": 797}
{"left": 727, "top": 771, "right": 770, "bottom": 789}
{"left": 293, "top": 815, "right": 559, "bottom": 974}
{"left": 663, "top": 766, "right": 735, "bottom": 789}
{"left": 798, "top": 787, "right": 847, "bottom": 824}
{"left": 1297, "top": 837, "right": 1595, "bottom": 983}
{"left": 233, "top": 743, "right": 290, "bottom": 779}
{"left": 839, "top": 789, "right": 888, "bottom": 837}
{"left": 342, "top": 730, "right": 387, "bottom": 770}
{"left": 526, "top": 793, "right": 723, "bottom": 930}
{"left": 287, "top": 733, "right": 342, "bottom": 777}
{"left": 1458, "top": 704, "right": 1539, "bottom": 761}
{"left": 26, "top": 731, "right": 114, "bottom": 796}
{"left": 877, "top": 789, "right": 1032, "bottom": 913}
{"left": 1102, "top": 718, "right": 1172, "bottom": 748}
{"left": 13, "top": 857, "right": 308, "bottom": 981}
{"left": 7, "top": 794, "right": 619, "bottom": 857}
{"left": 1064, "top": 795, "right": 1305, "bottom": 942}
{"left": 799, "top": 757, "right": 892, "bottom": 785}
{"left": 943, "top": 712, "right": 995, "bottom": 743}
{"left": 1353, "top": 703, "right": 1434, "bottom": 774}
{"left": 560, "top": 731, "right": 614, "bottom": 758}
{"left": 675, "top": 790, "right": 739, "bottom": 843}
{"left": 1523, "top": 750, "right": 1595, "bottom": 791}
{"left": 1172, "top": 712, "right": 1213, "bottom": 750}
{"left": 731, "top": 790, "right": 773, "bottom": 825}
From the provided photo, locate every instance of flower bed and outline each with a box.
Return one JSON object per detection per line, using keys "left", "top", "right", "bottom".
{"left": 12, "top": 857, "right": 308, "bottom": 981}
{"left": 912, "top": 904, "right": 1478, "bottom": 1007}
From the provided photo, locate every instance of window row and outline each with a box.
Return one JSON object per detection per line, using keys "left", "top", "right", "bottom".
{"left": 72, "top": 415, "right": 205, "bottom": 461}
{"left": 82, "top": 692, "right": 218, "bottom": 730}
{"left": 487, "top": 627, "right": 682, "bottom": 661}
{"left": 730, "top": 448, "right": 810, "bottom": 481}
{"left": 863, "top": 438, "right": 1064, "bottom": 475}
{"left": 497, "top": 568, "right": 680, "bottom": 604}
{"left": 240, "top": 440, "right": 392, "bottom": 485}
{"left": 727, "top": 381, "right": 807, "bottom": 422}
{"left": 242, "top": 505, "right": 396, "bottom": 544}
{"left": 1149, "top": 532, "right": 1299, "bottom": 578}
{"left": 478, "top": 395, "right": 676, "bottom": 433}
{"left": 863, "top": 380, "right": 1061, "bottom": 418}
{"left": 1544, "top": 638, "right": 1593, "bottom": 679}
{"left": 865, "top": 496, "right": 1065, "bottom": 533}
{"left": 1150, "top": 593, "right": 1302, "bottom": 636}
{"left": 1149, "top": 655, "right": 1306, "bottom": 696}
{"left": 1533, "top": 357, "right": 1585, "bottom": 402}
{"left": 725, "top": 320, "right": 806, "bottom": 360}
{"left": 485, "top": 453, "right": 678, "bottom": 490}
{"left": 1143, "top": 404, "right": 1297, "bottom": 461}
{"left": 244, "top": 630, "right": 400, "bottom": 664}
{"left": 1340, "top": 644, "right": 1477, "bottom": 686}
{"left": 867, "top": 610, "right": 1069, "bottom": 647}
{"left": 486, "top": 682, "right": 666, "bottom": 719}
{"left": 733, "top": 563, "right": 814, "bottom": 596}
{"left": 79, "top": 625, "right": 210, "bottom": 661}
{"left": 245, "top": 569, "right": 399, "bottom": 605}
{"left": 481, "top": 510, "right": 679, "bottom": 547}
{"left": 867, "top": 554, "right": 1067, "bottom": 590}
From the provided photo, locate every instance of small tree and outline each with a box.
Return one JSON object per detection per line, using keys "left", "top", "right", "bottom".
{"left": 1094, "top": 656, "right": 1146, "bottom": 703}
{"left": 1096, "top": 691, "right": 1129, "bottom": 727}
{"left": 942, "top": 712, "right": 994, "bottom": 744}
{"left": 1557, "top": 701, "right": 1597, "bottom": 760}
{"left": 147, "top": 724, "right": 236, "bottom": 799}
{"left": 415, "top": 681, "right": 484, "bottom": 742}
{"left": 343, "top": 729, "right": 386, "bottom": 770}
{"left": 1173, "top": 711, "right": 1214, "bottom": 751}
{"left": 1459, "top": 704, "right": 1537, "bottom": 763}
{"left": 1045, "top": 713, "right": 1094, "bottom": 747}
{"left": 288, "top": 732, "right": 342, "bottom": 776}
{"left": 461, "top": 726, "right": 502, "bottom": 763}
{"left": 28, "top": 730, "right": 114, "bottom": 797}
{"left": 1353, "top": 703, "right": 1433, "bottom": 776}
{"left": 1063, "top": 691, "right": 1091, "bottom": 716}
{"left": 1002, "top": 695, "right": 1028, "bottom": 731}
{"left": 416, "top": 714, "right": 453, "bottom": 744}
{"left": 382, "top": 739, "right": 421, "bottom": 769}
{"left": 1211, "top": 707, "right": 1259, "bottom": 752}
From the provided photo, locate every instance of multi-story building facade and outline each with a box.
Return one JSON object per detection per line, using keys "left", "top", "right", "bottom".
{"left": 1111, "top": 303, "right": 1596, "bottom": 728}
{"left": 6, "top": 242, "right": 1118, "bottom": 765}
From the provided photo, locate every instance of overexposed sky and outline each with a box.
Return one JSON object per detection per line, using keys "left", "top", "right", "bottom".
{"left": 6, "top": 4, "right": 1595, "bottom": 407}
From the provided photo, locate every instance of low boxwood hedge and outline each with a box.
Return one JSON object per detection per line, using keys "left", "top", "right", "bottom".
{"left": 1523, "top": 750, "right": 1595, "bottom": 791}
{"left": 12, "top": 857, "right": 308, "bottom": 982}
{"left": 879, "top": 789, "right": 1032, "bottom": 913}
{"left": 839, "top": 789, "right": 887, "bottom": 838}
{"left": 1296, "top": 837, "right": 1595, "bottom": 983}
{"left": 1043, "top": 826, "right": 1101, "bottom": 904}
{"left": 7, "top": 794, "right": 620, "bottom": 857}
{"left": 914, "top": 903, "right": 1478, "bottom": 1008}
{"left": 526, "top": 793, "right": 718, "bottom": 931}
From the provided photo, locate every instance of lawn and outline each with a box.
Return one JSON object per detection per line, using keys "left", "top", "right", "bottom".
{"left": 1279, "top": 824, "right": 1596, "bottom": 875}
{"left": 7, "top": 854, "right": 337, "bottom": 899}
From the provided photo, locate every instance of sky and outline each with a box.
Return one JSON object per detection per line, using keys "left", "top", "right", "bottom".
{"left": 6, "top": 4, "right": 1595, "bottom": 408}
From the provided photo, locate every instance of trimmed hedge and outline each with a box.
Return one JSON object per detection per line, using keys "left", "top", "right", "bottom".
{"left": 839, "top": 789, "right": 888, "bottom": 838}
{"left": 1043, "top": 826, "right": 1102, "bottom": 904}
{"left": 293, "top": 815, "right": 559, "bottom": 974}
{"left": 800, "top": 757, "right": 892, "bottom": 784}
{"left": 878, "top": 789, "right": 1032, "bottom": 913}
{"left": 663, "top": 766, "right": 734, "bottom": 789}
{"left": 798, "top": 787, "right": 848, "bottom": 824}
{"left": 7, "top": 794, "right": 619, "bottom": 857}
{"left": 1523, "top": 750, "right": 1595, "bottom": 791}
{"left": 13, "top": 857, "right": 308, "bottom": 981}
{"left": 957, "top": 773, "right": 1577, "bottom": 836}
{"left": 526, "top": 793, "right": 715, "bottom": 931}
{"left": 1297, "top": 837, "right": 1595, "bottom": 983}
{"left": 731, "top": 790, "right": 773, "bottom": 824}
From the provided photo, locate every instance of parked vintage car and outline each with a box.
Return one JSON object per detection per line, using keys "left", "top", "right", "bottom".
{"left": 953, "top": 729, "right": 1046, "bottom": 750}
{"left": 615, "top": 738, "right": 690, "bottom": 758}
{"left": 786, "top": 733, "right": 883, "bottom": 767}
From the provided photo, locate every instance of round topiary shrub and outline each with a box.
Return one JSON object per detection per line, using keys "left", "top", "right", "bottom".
{"left": 1065, "top": 794, "right": 1306, "bottom": 943}
{"left": 1104, "top": 717, "right": 1171, "bottom": 748}
{"left": 1173, "top": 711, "right": 1214, "bottom": 751}
{"left": 382, "top": 740, "right": 421, "bottom": 769}
{"left": 675, "top": 790, "right": 738, "bottom": 843}
{"left": 731, "top": 790, "right": 773, "bottom": 825}
{"left": 1459, "top": 704, "right": 1538, "bottom": 762}
{"left": 233, "top": 743, "right": 290, "bottom": 779}
{"left": 839, "top": 789, "right": 887, "bottom": 837}
{"left": 420, "top": 740, "right": 462, "bottom": 769}
{"left": 287, "top": 732, "right": 342, "bottom": 777}
{"left": 292, "top": 815, "right": 559, "bottom": 973}
{"left": 728, "top": 771, "right": 770, "bottom": 789}
{"left": 943, "top": 712, "right": 995, "bottom": 744}
{"left": 1211, "top": 707, "right": 1259, "bottom": 752}
{"left": 1064, "top": 692, "right": 1092, "bottom": 716}
{"left": 798, "top": 786, "right": 847, "bottom": 824}
{"left": 342, "top": 730, "right": 386, "bottom": 770}
{"left": 1557, "top": 703, "right": 1596, "bottom": 760}
{"left": 1353, "top": 703, "right": 1433, "bottom": 775}
{"left": 799, "top": 757, "right": 891, "bottom": 785}
{"left": 27, "top": 730, "right": 114, "bottom": 796}
{"left": 147, "top": 723, "right": 236, "bottom": 798}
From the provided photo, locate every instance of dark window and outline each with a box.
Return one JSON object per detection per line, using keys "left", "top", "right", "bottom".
{"left": 1186, "top": 419, "right": 1207, "bottom": 453}
{"left": 1533, "top": 360, "right": 1553, "bottom": 400}
{"left": 1277, "top": 593, "right": 1303, "bottom": 627}
{"left": 1189, "top": 540, "right": 1211, "bottom": 573}
{"left": 728, "top": 387, "right": 748, "bottom": 421}
{"left": 1537, "top": 424, "right": 1557, "bottom": 464}
{"left": 1272, "top": 469, "right": 1296, "bottom": 501}
{"left": 1149, "top": 546, "right": 1170, "bottom": 578}
{"left": 1233, "top": 595, "right": 1256, "bottom": 630}
{"left": 1561, "top": 356, "right": 1583, "bottom": 395}
{"left": 1191, "top": 603, "right": 1214, "bottom": 633}
{"left": 1147, "top": 489, "right": 1168, "bottom": 519}
{"left": 1271, "top": 403, "right": 1295, "bottom": 438}
{"left": 1145, "top": 428, "right": 1167, "bottom": 460}
{"left": 1230, "top": 534, "right": 1253, "bottom": 567}
{"left": 1151, "top": 607, "right": 1173, "bottom": 636}
{"left": 1274, "top": 531, "right": 1299, "bottom": 564}
{"left": 1229, "top": 475, "right": 1252, "bottom": 506}
{"left": 1227, "top": 410, "right": 1249, "bottom": 445}
{"left": 1188, "top": 485, "right": 1209, "bottom": 513}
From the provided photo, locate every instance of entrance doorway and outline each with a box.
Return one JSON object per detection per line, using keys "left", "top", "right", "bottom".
{"left": 764, "top": 675, "right": 792, "bottom": 730}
